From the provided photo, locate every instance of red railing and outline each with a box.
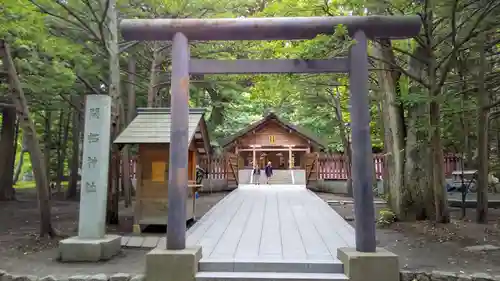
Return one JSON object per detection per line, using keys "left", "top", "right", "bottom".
{"left": 123, "top": 154, "right": 462, "bottom": 181}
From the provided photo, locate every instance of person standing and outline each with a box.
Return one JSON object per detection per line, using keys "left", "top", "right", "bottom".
{"left": 265, "top": 161, "right": 273, "bottom": 184}
{"left": 252, "top": 164, "right": 261, "bottom": 185}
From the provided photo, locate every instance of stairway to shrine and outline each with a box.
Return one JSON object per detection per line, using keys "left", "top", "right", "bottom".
{"left": 241, "top": 169, "right": 307, "bottom": 185}
{"left": 267, "top": 170, "right": 292, "bottom": 184}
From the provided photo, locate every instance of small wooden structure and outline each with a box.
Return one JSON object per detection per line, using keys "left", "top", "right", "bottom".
{"left": 114, "top": 108, "right": 210, "bottom": 230}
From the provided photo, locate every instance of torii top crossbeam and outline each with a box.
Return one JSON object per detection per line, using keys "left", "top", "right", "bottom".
{"left": 120, "top": 16, "right": 421, "bottom": 41}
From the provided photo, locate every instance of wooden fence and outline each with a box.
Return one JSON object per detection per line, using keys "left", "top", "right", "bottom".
{"left": 124, "top": 154, "right": 462, "bottom": 181}
{"left": 119, "top": 156, "right": 138, "bottom": 179}
{"left": 443, "top": 153, "right": 462, "bottom": 177}
{"left": 317, "top": 154, "right": 461, "bottom": 180}
{"left": 199, "top": 156, "right": 226, "bottom": 179}
{"left": 317, "top": 154, "right": 384, "bottom": 180}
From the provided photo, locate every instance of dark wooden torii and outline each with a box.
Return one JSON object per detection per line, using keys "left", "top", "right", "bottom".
{"left": 119, "top": 15, "right": 421, "bottom": 252}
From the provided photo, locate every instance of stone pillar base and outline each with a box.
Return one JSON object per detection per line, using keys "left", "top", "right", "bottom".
{"left": 145, "top": 246, "right": 202, "bottom": 281}
{"left": 337, "top": 247, "right": 399, "bottom": 281}
{"left": 58, "top": 235, "right": 122, "bottom": 262}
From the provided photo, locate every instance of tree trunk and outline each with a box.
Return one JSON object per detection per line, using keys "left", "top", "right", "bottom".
{"left": 457, "top": 62, "right": 473, "bottom": 169}
{"left": 147, "top": 43, "right": 161, "bottom": 107}
{"left": 44, "top": 111, "right": 52, "bottom": 192}
{"left": 54, "top": 110, "right": 63, "bottom": 191}
{"left": 55, "top": 110, "right": 71, "bottom": 193}
{"left": 1, "top": 41, "right": 56, "bottom": 237}
{"left": 13, "top": 134, "right": 27, "bottom": 184}
{"left": 429, "top": 83, "right": 449, "bottom": 223}
{"left": 373, "top": 39, "right": 405, "bottom": 217}
{"left": 121, "top": 56, "right": 137, "bottom": 207}
{"left": 403, "top": 45, "right": 430, "bottom": 220}
{"left": 9, "top": 113, "right": 19, "bottom": 188}
{"left": 102, "top": 0, "right": 122, "bottom": 225}
{"left": 127, "top": 56, "right": 137, "bottom": 145}
{"left": 375, "top": 99, "right": 390, "bottom": 198}
{"left": 67, "top": 96, "right": 82, "bottom": 199}
{"left": 107, "top": 136, "right": 120, "bottom": 224}
{"left": 422, "top": 5, "right": 449, "bottom": 223}
{"left": 329, "top": 87, "right": 352, "bottom": 196}
{"left": 0, "top": 106, "right": 17, "bottom": 200}
{"left": 428, "top": 59, "right": 449, "bottom": 223}
{"left": 476, "top": 35, "right": 489, "bottom": 223}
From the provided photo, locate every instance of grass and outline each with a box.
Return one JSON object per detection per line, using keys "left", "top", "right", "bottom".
{"left": 14, "top": 181, "right": 69, "bottom": 189}
{"left": 14, "top": 181, "right": 36, "bottom": 189}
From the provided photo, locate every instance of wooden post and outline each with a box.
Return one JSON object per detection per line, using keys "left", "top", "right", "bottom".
{"left": 349, "top": 30, "right": 376, "bottom": 252}
{"left": 288, "top": 146, "right": 292, "bottom": 169}
{"left": 208, "top": 154, "right": 213, "bottom": 194}
{"left": 167, "top": 32, "right": 189, "bottom": 250}
{"left": 133, "top": 154, "right": 142, "bottom": 233}
{"left": 235, "top": 147, "right": 240, "bottom": 170}
{"left": 252, "top": 147, "right": 256, "bottom": 168}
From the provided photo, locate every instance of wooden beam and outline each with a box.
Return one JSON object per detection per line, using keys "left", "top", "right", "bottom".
{"left": 120, "top": 16, "right": 422, "bottom": 41}
{"left": 189, "top": 58, "right": 349, "bottom": 74}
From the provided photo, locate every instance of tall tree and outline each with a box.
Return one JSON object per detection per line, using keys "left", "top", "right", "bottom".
{"left": 0, "top": 106, "right": 17, "bottom": 200}
{"left": 1, "top": 41, "right": 56, "bottom": 236}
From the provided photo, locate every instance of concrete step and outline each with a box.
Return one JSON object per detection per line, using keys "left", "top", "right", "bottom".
{"left": 196, "top": 272, "right": 348, "bottom": 281}
{"left": 239, "top": 169, "right": 253, "bottom": 184}
{"left": 293, "top": 170, "right": 306, "bottom": 185}
{"left": 245, "top": 170, "right": 309, "bottom": 185}
{"left": 267, "top": 170, "right": 293, "bottom": 185}
{"left": 199, "top": 259, "right": 344, "bottom": 273}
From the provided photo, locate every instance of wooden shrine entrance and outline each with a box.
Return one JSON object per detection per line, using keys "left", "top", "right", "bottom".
{"left": 220, "top": 112, "right": 327, "bottom": 170}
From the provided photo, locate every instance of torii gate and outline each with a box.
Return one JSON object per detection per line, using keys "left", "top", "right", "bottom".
{"left": 120, "top": 16, "right": 420, "bottom": 253}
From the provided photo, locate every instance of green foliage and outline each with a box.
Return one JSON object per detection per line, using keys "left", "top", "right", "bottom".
{"left": 2, "top": 0, "right": 500, "bottom": 184}
{"left": 1, "top": 0, "right": 392, "bottom": 157}
{"left": 376, "top": 208, "right": 397, "bottom": 227}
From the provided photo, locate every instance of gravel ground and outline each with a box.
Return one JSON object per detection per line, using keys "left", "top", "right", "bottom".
{"left": 316, "top": 192, "right": 500, "bottom": 275}
{"left": 2, "top": 188, "right": 500, "bottom": 277}
{"left": 0, "top": 189, "right": 228, "bottom": 277}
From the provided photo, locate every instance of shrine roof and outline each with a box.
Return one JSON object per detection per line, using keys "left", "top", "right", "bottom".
{"left": 113, "top": 108, "right": 207, "bottom": 145}
{"left": 220, "top": 112, "right": 327, "bottom": 150}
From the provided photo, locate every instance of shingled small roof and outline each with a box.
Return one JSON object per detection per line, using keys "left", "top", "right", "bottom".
{"left": 220, "top": 112, "right": 328, "bottom": 150}
{"left": 114, "top": 108, "right": 208, "bottom": 145}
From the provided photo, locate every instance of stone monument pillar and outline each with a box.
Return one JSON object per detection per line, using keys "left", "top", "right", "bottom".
{"left": 58, "top": 95, "right": 121, "bottom": 262}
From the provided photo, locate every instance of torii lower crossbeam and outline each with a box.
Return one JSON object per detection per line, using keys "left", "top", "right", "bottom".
{"left": 189, "top": 58, "right": 350, "bottom": 74}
